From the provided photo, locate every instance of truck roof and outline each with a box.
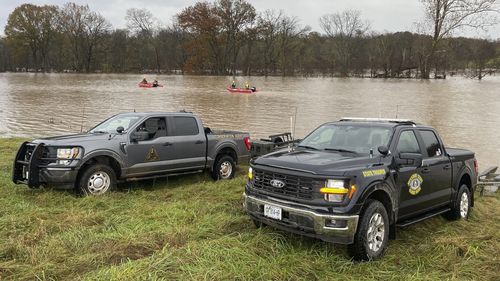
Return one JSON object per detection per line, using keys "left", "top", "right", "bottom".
{"left": 329, "top": 117, "right": 433, "bottom": 129}
{"left": 115, "top": 111, "right": 195, "bottom": 117}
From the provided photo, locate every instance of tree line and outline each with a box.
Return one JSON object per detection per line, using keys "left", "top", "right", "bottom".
{"left": 0, "top": 0, "right": 499, "bottom": 79}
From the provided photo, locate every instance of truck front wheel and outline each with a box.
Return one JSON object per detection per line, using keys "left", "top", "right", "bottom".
{"left": 212, "top": 155, "right": 236, "bottom": 180}
{"left": 348, "top": 199, "right": 389, "bottom": 261}
{"left": 77, "top": 164, "right": 116, "bottom": 195}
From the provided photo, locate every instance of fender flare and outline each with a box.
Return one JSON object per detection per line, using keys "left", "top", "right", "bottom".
{"left": 452, "top": 165, "right": 474, "bottom": 206}
{"left": 210, "top": 142, "right": 239, "bottom": 171}
{"left": 79, "top": 149, "right": 126, "bottom": 170}
{"left": 358, "top": 180, "right": 398, "bottom": 224}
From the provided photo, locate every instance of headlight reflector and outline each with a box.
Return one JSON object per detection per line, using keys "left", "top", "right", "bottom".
{"left": 321, "top": 180, "right": 356, "bottom": 203}
{"left": 248, "top": 167, "right": 253, "bottom": 180}
{"left": 57, "top": 147, "right": 81, "bottom": 165}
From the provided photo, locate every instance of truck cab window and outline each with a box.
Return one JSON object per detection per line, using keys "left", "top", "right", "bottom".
{"left": 136, "top": 117, "right": 167, "bottom": 140}
{"left": 171, "top": 117, "right": 199, "bottom": 136}
{"left": 419, "top": 130, "right": 442, "bottom": 157}
{"left": 397, "top": 131, "right": 421, "bottom": 153}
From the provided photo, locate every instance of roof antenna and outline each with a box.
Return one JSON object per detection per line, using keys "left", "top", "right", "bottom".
{"left": 80, "top": 105, "right": 85, "bottom": 133}
{"left": 290, "top": 107, "right": 298, "bottom": 151}
{"left": 395, "top": 105, "right": 399, "bottom": 118}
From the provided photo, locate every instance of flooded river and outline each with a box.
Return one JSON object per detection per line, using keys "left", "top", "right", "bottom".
{"left": 0, "top": 73, "right": 499, "bottom": 168}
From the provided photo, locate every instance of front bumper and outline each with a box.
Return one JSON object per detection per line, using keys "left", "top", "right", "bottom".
{"left": 244, "top": 193, "right": 359, "bottom": 244}
{"left": 12, "top": 142, "right": 79, "bottom": 189}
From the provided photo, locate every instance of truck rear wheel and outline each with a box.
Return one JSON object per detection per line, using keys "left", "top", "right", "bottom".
{"left": 212, "top": 155, "right": 236, "bottom": 180}
{"left": 348, "top": 199, "right": 389, "bottom": 261}
{"left": 445, "top": 184, "right": 471, "bottom": 220}
{"left": 77, "top": 164, "right": 116, "bottom": 195}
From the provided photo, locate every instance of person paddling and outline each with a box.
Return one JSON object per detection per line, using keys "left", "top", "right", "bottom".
{"left": 140, "top": 77, "right": 148, "bottom": 84}
{"left": 152, "top": 80, "right": 159, "bottom": 87}
{"left": 231, "top": 80, "right": 236, "bottom": 89}
{"left": 244, "top": 81, "right": 250, "bottom": 90}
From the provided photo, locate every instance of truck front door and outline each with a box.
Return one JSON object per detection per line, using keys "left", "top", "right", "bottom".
{"left": 126, "top": 117, "right": 173, "bottom": 176}
{"left": 394, "top": 129, "right": 426, "bottom": 219}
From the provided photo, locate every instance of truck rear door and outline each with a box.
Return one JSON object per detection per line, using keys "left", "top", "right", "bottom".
{"left": 165, "top": 115, "right": 207, "bottom": 170}
{"left": 415, "top": 129, "right": 452, "bottom": 208}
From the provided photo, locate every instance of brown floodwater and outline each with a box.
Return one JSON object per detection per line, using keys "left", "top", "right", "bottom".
{"left": 0, "top": 73, "right": 499, "bottom": 168}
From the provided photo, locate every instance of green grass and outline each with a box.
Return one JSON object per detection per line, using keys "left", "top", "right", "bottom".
{"left": 0, "top": 138, "right": 498, "bottom": 280}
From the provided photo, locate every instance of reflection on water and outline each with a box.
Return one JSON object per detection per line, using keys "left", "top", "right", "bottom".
{"left": 0, "top": 73, "right": 499, "bottom": 168}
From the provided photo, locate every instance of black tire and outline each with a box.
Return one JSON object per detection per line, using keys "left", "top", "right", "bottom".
{"left": 348, "top": 199, "right": 390, "bottom": 261}
{"left": 445, "top": 184, "right": 471, "bottom": 221}
{"left": 211, "top": 155, "right": 236, "bottom": 180}
{"left": 76, "top": 164, "right": 116, "bottom": 196}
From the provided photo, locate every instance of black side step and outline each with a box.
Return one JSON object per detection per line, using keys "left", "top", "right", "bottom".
{"left": 396, "top": 207, "right": 451, "bottom": 228}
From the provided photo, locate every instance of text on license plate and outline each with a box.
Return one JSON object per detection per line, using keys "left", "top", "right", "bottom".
{"left": 264, "top": 204, "right": 282, "bottom": 220}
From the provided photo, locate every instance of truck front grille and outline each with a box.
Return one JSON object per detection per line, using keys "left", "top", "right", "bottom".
{"left": 252, "top": 169, "right": 321, "bottom": 199}
{"left": 24, "top": 143, "right": 53, "bottom": 165}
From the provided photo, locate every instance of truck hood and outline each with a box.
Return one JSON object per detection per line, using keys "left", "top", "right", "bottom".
{"left": 32, "top": 133, "right": 117, "bottom": 145}
{"left": 254, "top": 148, "right": 382, "bottom": 175}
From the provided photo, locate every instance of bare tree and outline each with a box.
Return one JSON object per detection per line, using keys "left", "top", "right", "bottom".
{"left": 216, "top": 0, "right": 256, "bottom": 75}
{"left": 257, "top": 9, "right": 283, "bottom": 76}
{"left": 320, "top": 10, "right": 370, "bottom": 76}
{"left": 126, "top": 8, "right": 162, "bottom": 73}
{"left": 278, "top": 16, "right": 310, "bottom": 76}
{"left": 60, "top": 3, "right": 110, "bottom": 72}
{"left": 419, "top": 0, "right": 499, "bottom": 78}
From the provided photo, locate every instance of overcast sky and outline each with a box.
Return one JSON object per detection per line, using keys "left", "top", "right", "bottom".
{"left": 1, "top": 0, "right": 499, "bottom": 38}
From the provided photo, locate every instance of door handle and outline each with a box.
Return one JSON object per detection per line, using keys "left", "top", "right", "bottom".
{"left": 443, "top": 165, "right": 451, "bottom": 170}
{"left": 163, "top": 142, "right": 173, "bottom": 146}
{"left": 195, "top": 140, "right": 204, "bottom": 144}
{"left": 422, "top": 168, "right": 431, "bottom": 174}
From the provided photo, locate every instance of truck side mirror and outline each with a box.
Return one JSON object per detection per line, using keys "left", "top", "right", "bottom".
{"left": 396, "top": 152, "right": 423, "bottom": 167}
{"left": 378, "top": 146, "right": 389, "bottom": 156}
{"left": 131, "top": 131, "right": 149, "bottom": 142}
{"left": 116, "top": 126, "right": 125, "bottom": 134}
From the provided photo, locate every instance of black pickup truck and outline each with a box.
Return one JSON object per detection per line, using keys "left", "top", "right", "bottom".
{"left": 13, "top": 112, "right": 251, "bottom": 195}
{"left": 244, "top": 118, "right": 477, "bottom": 260}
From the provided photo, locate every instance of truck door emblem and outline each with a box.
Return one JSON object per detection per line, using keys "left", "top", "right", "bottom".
{"left": 408, "top": 173, "right": 423, "bottom": 195}
{"left": 145, "top": 146, "right": 160, "bottom": 162}
{"left": 270, "top": 179, "right": 285, "bottom": 188}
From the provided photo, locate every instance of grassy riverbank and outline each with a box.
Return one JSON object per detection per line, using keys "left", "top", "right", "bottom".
{"left": 0, "top": 138, "right": 498, "bottom": 280}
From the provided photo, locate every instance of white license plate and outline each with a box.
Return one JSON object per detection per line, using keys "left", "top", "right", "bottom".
{"left": 264, "top": 204, "right": 282, "bottom": 220}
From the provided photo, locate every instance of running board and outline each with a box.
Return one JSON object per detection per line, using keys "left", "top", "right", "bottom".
{"left": 396, "top": 208, "right": 451, "bottom": 228}
{"left": 124, "top": 170, "right": 204, "bottom": 182}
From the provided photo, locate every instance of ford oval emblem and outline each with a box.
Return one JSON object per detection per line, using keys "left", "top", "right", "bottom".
{"left": 270, "top": 179, "right": 285, "bottom": 188}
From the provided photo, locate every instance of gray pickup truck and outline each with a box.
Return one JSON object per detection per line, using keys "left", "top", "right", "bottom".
{"left": 13, "top": 112, "right": 251, "bottom": 195}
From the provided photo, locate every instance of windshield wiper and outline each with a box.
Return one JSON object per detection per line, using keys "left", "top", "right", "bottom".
{"left": 297, "top": 145, "right": 319, "bottom": 151}
{"left": 324, "top": 148, "right": 358, "bottom": 154}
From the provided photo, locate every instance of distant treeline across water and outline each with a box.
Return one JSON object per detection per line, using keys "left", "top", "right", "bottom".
{"left": 0, "top": 1, "right": 498, "bottom": 79}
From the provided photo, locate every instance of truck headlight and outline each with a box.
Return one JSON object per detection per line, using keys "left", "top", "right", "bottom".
{"left": 320, "top": 179, "right": 356, "bottom": 203}
{"left": 57, "top": 147, "right": 81, "bottom": 165}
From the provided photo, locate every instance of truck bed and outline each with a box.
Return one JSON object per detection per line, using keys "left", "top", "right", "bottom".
{"left": 447, "top": 148, "right": 475, "bottom": 161}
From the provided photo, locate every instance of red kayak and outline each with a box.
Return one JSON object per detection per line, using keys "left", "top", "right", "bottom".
{"left": 139, "top": 83, "right": 163, "bottom": 88}
{"left": 227, "top": 86, "right": 257, "bottom": 93}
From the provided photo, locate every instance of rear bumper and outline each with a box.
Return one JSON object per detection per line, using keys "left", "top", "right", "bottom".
{"left": 244, "top": 193, "right": 359, "bottom": 244}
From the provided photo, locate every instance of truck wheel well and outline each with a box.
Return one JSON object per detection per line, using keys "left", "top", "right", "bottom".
{"left": 78, "top": 156, "right": 121, "bottom": 180}
{"left": 366, "top": 189, "right": 393, "bottom": 224}
{"left": 216, "top": 147, "right": 237, "bottom": 164}
{"left": 459, "top": 173, "right": 473, "bottom": 206}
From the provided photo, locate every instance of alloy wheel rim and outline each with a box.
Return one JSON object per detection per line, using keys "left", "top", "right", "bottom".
{"left": 460, "top": 192, "right": 469, "bottom": 218}
{"left": 367, "top": 212, "right": 385, "bottom": 252}
{"left": 219, "top": 161, "right": 233, "bottom": 179}
{"left": 87, "top": 171, "right": 111, "bottom": 194}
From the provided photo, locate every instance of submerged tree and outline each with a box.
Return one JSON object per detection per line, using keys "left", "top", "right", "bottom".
{"left": 5, "top": 4, "right": 59, "bottom": 71}
{"left": 126, "top": 8, "right": 162, "bottom": 73}
{"left": 320, "top": 10, "right": 370, "bottom": 77}
{"left": 419, "top": 0, "right": 499, "bottom": 78}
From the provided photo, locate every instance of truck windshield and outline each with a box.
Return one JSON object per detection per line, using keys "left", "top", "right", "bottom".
{"left": 89, "top": 115, "right": 141, "bottom": 134}
{"left": 299, "top": 124, "right": 392, "bottom": 155}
